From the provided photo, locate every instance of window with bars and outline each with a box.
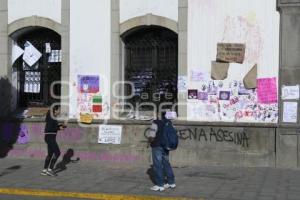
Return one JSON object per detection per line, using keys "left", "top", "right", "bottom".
{"left": 123, "top": 26, "right": 178, "bottom": 111}
{"left": 12, "top": 27, "right": 61, "bottom": 108}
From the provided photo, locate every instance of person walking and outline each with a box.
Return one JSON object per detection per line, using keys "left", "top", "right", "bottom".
{"left": 147, "top": 112, "right": 176, "bottom": 191}
{"left": 41, "top": 105, "right": 66, "bottom": 176}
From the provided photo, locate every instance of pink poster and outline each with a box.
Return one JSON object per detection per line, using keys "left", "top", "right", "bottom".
{"left": 257, "top": 77, "right": 278, "bottom": 104}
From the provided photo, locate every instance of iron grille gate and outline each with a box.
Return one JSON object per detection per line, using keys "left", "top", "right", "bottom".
{"left": 123, "top": 27, "right": 178, "bottom": 111}
{"left": 13, "top": 27, "right": 61, "bottom": 107}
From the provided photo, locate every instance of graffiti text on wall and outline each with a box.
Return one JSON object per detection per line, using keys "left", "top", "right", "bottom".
{"left": 178, "top": 128, "right": 249, "bottom": 147}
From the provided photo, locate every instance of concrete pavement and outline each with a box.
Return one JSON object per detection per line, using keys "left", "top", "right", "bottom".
{"left": 0, "top": 158, "right": 300, "bottom": 200}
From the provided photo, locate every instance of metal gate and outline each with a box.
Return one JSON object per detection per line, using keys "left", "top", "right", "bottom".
{"left": 123, "top": 26, "right": 178, "bottom": 111}
{"left": 13, "top": 27, "right": 61, "bottom": 107}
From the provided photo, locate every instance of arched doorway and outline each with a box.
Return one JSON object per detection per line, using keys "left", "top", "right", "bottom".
{"left": 122, "top": 26, "right": 178, "bottom": 111}
{"left": 11, "top": 27, "right": 61, "bottom": 107}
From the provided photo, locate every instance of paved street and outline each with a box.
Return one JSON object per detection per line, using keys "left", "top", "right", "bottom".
{"left": 1, "top": 158, "right": 300, "bottom": 200}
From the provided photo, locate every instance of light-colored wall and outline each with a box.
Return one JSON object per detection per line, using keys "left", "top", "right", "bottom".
{"left": 187, "top": 0, "right": 279, "bottom": 122}
{"left": 69, "top": 0, "right": 111, "bottom": 119}
{"left": 119, "top": 0, "right": 178, "bottom": 23}
{"left": 8, "top": 0, "right": 61, "bottom": 24}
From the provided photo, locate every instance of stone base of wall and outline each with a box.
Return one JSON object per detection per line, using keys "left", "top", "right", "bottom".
{"left": 0, "top": 120, "right": 283, "bottom": 168}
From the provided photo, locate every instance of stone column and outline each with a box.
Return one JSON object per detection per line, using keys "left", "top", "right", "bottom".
{"left": 61, "top": 0, "right": 70, "bottom": 116}
{"left": 177, "top": 0, "right": 188, "bottom": 120}
{"left": 0, "top": 0, "right": 10, "bottom": 117}
{"left": 110, "top": 0, "right": 121, "bottom": 119}
{"left": 277, "top": 0, "right": 300, "bottom": 168}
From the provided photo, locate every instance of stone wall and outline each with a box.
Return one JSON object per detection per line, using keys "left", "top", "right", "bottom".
{"left": 0, "top": 120, "right": 276, "bottom": 167}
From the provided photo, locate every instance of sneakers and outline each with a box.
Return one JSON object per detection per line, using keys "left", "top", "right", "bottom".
{"left": 150, "top": 185, "right": 165, "bottom": 191}
{"left": 40, "top": 169, "right": 48, "bottom": 176}
{"left": 164, "top": 183, "right": 176, "bottom": 189}
{"left": 45, "top": 169, "right": 57, "bottom": 177}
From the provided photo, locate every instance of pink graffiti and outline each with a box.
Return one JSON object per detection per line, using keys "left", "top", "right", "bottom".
{"left": 222, "top": 15, "right": 263, "bottom": 64}
{"left": 30, "top": 124, "right": 43, "bottom": 134}
{"left": 17, "top": 125, "right": 29, "bottom": 144}
{"left": 8, "top": 149, "right": 142, "bottom": 163}
{"left": 18, "top": 123, "right": 84, "bottom": 143}
{"left": 58, "top": 128, "right": 83, "bottom": 143}
{"left": 8, "top": 149, "right": 45, "bottom": 159}
{"left": 99, "top": 153, "right": 141, "bottom": 162}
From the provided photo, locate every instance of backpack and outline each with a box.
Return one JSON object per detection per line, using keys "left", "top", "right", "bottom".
{"left": 161, "top": 120, "right": 178, "bottom": 151}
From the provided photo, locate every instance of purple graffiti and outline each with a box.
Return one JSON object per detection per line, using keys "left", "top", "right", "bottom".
{"left": 17, "top": 125, "right": 29, "bottom": 144}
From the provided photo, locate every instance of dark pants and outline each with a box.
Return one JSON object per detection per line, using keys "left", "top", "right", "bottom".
{"left": 152, "top": 146, "right": 175, "bottom": 187}
{"left": 44, "top": 134, "right": 60, "bottom": 170}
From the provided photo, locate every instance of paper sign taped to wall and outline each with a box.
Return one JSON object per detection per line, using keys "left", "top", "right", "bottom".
{"left": 98, "top": 125, "right": 122, "bottom": 144}
{"left": 257, "top": 77, "right": 278, "bottom": 104}
{"left": 23, "top": 41, "right": 42, "bottom": 66}
{"left": 216, "top": 43, "right": 245, "bottom": 63}
{"left": 283, "top": 102, "right": 298, "bottom": 123}
{"left": 211, "top": 61, "right": 229, "bottom": 80}
{"left": 178, "top": 76, "right": 187, "bottom": 92}
{"left": 243, "top": 64, "right": 257, "bottom": 89}
{"left": 282, "top": 85, "right": 299, "bottom": 100}
{"left": 190, "top": 70, "right": 209, "bottom": 81}
{"left": 78, "top": 75, "right": 100, "bottom": 93}
{"left": 12, "top": 42, "right": 24, "bottom": 65}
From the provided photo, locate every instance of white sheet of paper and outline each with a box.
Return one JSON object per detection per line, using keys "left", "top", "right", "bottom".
{"left": 282, "top": 85, "right": 299, "bottom": 100}
{"left": 98, "top": 125, "right": 122, "bottom": 144}
{"left": 11, "top": 42, "right": 24, "bottom": 65}
{"left": 178, "top": 76, "right": 187, "bottom": 92}
{"left": 190, "top": 70, "right": 209, "bottom": 82}
{"left": 22, "top": 41, "right": 42, "bottom": 66}
{"left": 45, "top": 43, "right": 51, "bottom": 53}
{"left": 283, "top": 102, "right": 298, "bottom": 123}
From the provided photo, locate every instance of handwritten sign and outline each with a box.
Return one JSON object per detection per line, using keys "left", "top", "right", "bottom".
{"left": 283, "top": 102, "right": 298, "bottom": 123}
{"left": 98, "top": 125, "right": 122, "bottom": 144}
{"left": 282, "top": 85, "right": 299, "bottom": 100}
{"left": 216, "top": 43, "right": 245, "bottom": 63}
{"left": 257, "top": 78, "right": 278, "bottom": 104}
{"left": 190, "top": 70, "right": 209, "bottom": 81}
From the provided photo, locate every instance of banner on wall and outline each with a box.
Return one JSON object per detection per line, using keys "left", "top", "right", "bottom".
{"left": 98, "top": 125, "right": 122, "bottom": 144}
{"left": 78, "top": 75, "right": 99, "bottom": 93}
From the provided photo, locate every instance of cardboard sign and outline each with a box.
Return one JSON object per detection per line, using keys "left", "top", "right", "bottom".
{"left": 211, "top": 61, "right": 229, "bottom": 80}
{"left": 27, "top": 107, "right": 49, "bottom": 117}
{"left": 216, "top": 43, "right": 245, "bottom": 63}
{"left": 243, "top": 64, "right": 257, "bottom": 89}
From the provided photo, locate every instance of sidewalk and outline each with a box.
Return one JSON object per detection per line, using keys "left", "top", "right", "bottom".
{"left": 1, "top": 158, "right": 300, "bottom": 200}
